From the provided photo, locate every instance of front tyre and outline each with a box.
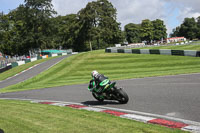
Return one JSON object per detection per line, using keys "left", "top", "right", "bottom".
{"left": 116, "top": 88, "right": 129, "bottom": 104}
{"left": 92, "top": 92, "right": 104, "bottom": 102}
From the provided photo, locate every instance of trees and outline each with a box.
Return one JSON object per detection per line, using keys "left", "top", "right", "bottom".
{"left": 196, "top": 16, "right": 200, "bottom": 39}
{"left": 140, "top": 19, "right": 154, "bottom": 43}
{"left": 124, "top": 23, "right": 141, "bottom": 43}
{"left": 179, "top": 18, "right": 198, "bottom": 40}
{"left": 0, "top": 13, "right": 11, "bottom": 55}
{"left": 124, "top": 19, "right": 167, "bottom": 44}
{"left": 77, "top": 0, "right": 124, "bottom": 51}
{"left": 23, "top": 0, "right": 57, "bottom": 50}
{"left": 1, "top": 0, "right": 124, "bottom": 54}
{"left": 170, "top": 17, "right": 200, "bottom": 40}
{"left": 0, "top": 0, "right": 57, "bottom": 56}
{"left": 170, "top": 26, "right": 180, "bottom": 37}
{"left": 0, "top": 10, "right": 26, "bottom": 56}
{"left": 152, "top": 19, "right": 167, "bottom": 41}
{"left": 52, "top": 14, "right": 80, "bottom": 50}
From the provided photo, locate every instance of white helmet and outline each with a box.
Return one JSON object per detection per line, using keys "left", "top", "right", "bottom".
{"left": 91, "top": 70, "right": 98, "bottom": 77}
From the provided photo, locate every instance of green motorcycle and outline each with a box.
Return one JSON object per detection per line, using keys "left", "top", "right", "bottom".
{"left": 88, "top": 79, "right": 129, "bottom": 104}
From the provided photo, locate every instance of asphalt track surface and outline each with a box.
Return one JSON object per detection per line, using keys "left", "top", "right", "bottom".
{"left": 0, "top": 55, "right": 70, "bottom": 89}
{"left": 0, "top": 56, "right": 200, "bottom": 123}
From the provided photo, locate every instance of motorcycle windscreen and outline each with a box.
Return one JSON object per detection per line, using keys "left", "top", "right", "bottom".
{"left": 99, "top": 79, "right": 110, "bottom": 86}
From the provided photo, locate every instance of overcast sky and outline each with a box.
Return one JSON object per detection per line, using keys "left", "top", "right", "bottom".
{"left": 1, "top": 0, "right": 200, "bottom": 35}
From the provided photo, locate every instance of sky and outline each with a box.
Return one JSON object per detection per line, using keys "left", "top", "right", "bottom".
{"left": 1, "top": 0, "right": 200, "bottom": 36}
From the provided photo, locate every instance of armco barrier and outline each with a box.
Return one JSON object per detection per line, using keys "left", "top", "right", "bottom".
{"left": 0, "top": 65, "right": 12, "bottom": 73}
{"left": 17, "top": 61, "right": 25, "bottom": 66}
{"left": 58, "top": 53, "right": 62, "bottom": 56}
{"left": 37, "top": 56, "right": 42, "bottom": 60}
{"left": 105, "top": 48, "right": 200, "bottom": 57}
{"left": 25, "top": 59, "right": 31, "bottom": 63}
{"left": 62, "top": 53, "right": 67, "bottom": 56}
{"left": 42, "top": 55, "right": 47, "bottom": 59}
{"left": 30, "top": 57, "right": 37, "bottom": 62}
{"left": 11, "top": 62, "right": 18, "bottom": 67}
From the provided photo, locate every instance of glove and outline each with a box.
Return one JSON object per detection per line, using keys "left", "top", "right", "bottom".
{"left": 90, "top": 88, "right": 94, "bottom": 92}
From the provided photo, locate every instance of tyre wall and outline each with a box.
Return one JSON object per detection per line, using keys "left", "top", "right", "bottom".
{"left": 105, "top": 48, "right": 200, "bottom": 57}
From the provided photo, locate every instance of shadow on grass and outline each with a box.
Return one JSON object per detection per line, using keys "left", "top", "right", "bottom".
{"left": 82, "top": 100, "right": 122, "bottom": 106}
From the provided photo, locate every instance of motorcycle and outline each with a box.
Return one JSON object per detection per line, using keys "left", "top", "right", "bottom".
{"left": 88, "top": 79, "right": 129, "bottom": 104}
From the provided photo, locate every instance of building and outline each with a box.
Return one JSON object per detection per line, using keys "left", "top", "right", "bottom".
{"left": 166, "top": 37, "right": 186, "bottom": 43}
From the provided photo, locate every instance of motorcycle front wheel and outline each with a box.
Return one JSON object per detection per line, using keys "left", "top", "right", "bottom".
{"left": 92, "top": 92, "right": 104, "bottom": 102}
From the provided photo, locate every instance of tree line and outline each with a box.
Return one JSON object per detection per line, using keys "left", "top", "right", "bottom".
{"left": 1, "top": 0, "right": 168, "bottom": 56}
{"left": 0, "top": 0, "right": 124, "bottom": 56}
{"left": 124, "top": 19, "right": 167, "bottom": 44}
{"left": 170, "top": 17, "right": 200, "bottom": 40}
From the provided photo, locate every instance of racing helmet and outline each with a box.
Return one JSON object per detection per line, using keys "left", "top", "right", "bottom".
{"left": 91, "top": 70, "right": 98, "bottom": 77}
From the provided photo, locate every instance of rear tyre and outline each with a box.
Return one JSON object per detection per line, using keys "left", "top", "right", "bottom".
{"left": 116, "top": 88, "right": 129, "bottom": 104}
{"left": 92, "top": 92, "right": 104, "bottom": 102}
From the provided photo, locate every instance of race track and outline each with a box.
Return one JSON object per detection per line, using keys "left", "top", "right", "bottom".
{"left": 0, "top": 55, "right": 70, "bottom": 89}
{"left": 0, "top": 55, "right": 200, "bottom": 123}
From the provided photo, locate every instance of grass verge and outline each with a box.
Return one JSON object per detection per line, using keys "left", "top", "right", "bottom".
{"left": 0, "top": 99, "right": 188, "bottom": 133}
{"left": 0, "top": 56, "right": 58, "bottom": 81}
{"left": 1, "top": 50, "right": 200, "bottom": 93}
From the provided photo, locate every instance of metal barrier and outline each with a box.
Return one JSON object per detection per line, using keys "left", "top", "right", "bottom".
{"left": 0, "top": 58, "right": 16, "bottom": 69}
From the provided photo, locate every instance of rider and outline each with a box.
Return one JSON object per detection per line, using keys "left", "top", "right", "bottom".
{"left": 89, "top": 70, "right": 108, "bottom": 94}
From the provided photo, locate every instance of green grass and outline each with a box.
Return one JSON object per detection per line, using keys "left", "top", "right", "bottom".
{"left": 0, "top": 56, "right": 58, "bottom": 81}
{"left": 0, "top": 99, "right": 188, "bottom": 133}
{"left": 138, "top": 43, "right": 200, "bottom": 50}
{"left": 1, "top": 50, "right": 200, "bottom": 93}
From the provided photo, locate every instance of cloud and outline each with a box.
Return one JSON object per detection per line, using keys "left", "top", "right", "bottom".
{"left": 51, "top": 0, "right": 200, "bottom": 35}
{"left": 111, "top": 0, "right": 166, "bottom": 26}
{"left": 52, "top": 0, "right": 166, "bottom": 27}
{"left": 163, "top": 0, "right": 200, "bottom": 34}
{"left": 52, "top": 0, "right": 93, "bottom": 15}
{"left": 165, "top": 0, "right": 200, "bottom": 21}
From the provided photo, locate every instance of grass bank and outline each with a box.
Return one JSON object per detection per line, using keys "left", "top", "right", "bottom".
{"left": 0, "top": 56, "right": 58, "bottom": 81}
{"left": 0, "top": 99, "right": 187, "bottom": 133}
{"left": 1, "top": 50, "right": 200, "bottom": 93}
